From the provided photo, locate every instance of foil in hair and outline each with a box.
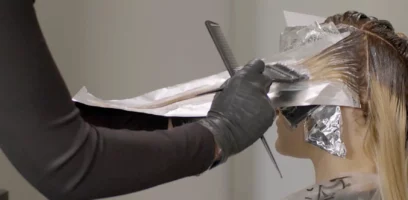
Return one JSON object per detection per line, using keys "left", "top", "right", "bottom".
{"left": 279, "top": 21, "right": 342, "bottom": 52}
{"left": 268, "top": 79, "right": 359, "bottom": 109}
{"left": 276, "top": 21, "right": 356, "bottom": 154}
{"left": 304, "top": 105, "right": 346, "bottom": 157}
{"left": 72, "top": 21, "right": 357, "bottom": 117}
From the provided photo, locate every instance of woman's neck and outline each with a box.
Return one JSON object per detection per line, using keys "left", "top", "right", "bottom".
{"left": 310, "top": 151, "right": 376, "bottom": 183}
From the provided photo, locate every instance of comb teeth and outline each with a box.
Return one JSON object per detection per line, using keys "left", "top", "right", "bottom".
{"left": 280, "top": 105, "right": 319, "bottom": 127}
{"left": 267, "top": 63, "right": 309, "bottom": 82}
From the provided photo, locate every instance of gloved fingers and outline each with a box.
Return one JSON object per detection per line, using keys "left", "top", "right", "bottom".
{"left": 241, "top": 58, "right": 266, "bottom": 74}
{"left": 218, "top": 79, "right": 229, "bottom": 92}
{"left": 219, "top": 80, "right": 228, "bottom": 90}
{"left": 261, "top": 74, "right": 274, "bottom": 93}
{"left": 272, "top": 76, "right": 306, "bottom": 83}
{"left": 245, "top": 72, "right": 273, "bottom": 94}
{"left": 213, "top": 90, "right": 222, "bottom": 100}
{"left": 212, "top": 79, "right": 229, "bottom": 99}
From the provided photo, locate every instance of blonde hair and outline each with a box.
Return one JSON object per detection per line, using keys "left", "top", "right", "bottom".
{"left": 300, "top": 11, "right": 408, "bottom": 200}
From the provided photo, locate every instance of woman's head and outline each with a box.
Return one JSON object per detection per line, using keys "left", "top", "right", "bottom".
{"left": 276, "top": 106, "right": 368, "bottom": 161}
{"left": 275, "top": 11, "right": 408, "bottom": 199}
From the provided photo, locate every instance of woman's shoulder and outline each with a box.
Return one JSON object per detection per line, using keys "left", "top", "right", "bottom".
{"left": 281, "top": 174, "right": 380, "bottom": 200}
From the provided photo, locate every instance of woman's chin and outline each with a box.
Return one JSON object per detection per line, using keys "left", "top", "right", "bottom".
{"left": 275, "top": 137, "right": 309, "bottom": 158}
{"left": 274, "top": 137, "right": 287, "bottom": 155}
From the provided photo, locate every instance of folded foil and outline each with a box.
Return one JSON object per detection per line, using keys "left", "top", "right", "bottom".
{"left": 304, "top": 105, "right": 346, "bottom": 157}
{"left": 73, "top": 72, "right": 359, "bottom": 117}
{"left": 283, "top": 10, "right": 326, "bottom": 27}
{"left": 268, "top": 22, "right": 350, "bottom": 64}
{"left": 269, "top": 80, "right": 359, "bottom": 108}
{"left": 280, "top": 22, "right": 343, "bottom": 52}
{"left": 73, "top": 13, "right": 359, "bottom": 118}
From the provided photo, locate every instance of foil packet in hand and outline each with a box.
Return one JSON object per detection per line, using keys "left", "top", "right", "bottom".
{"left": 73, "top": 12, "right": 358, "bottom": 119}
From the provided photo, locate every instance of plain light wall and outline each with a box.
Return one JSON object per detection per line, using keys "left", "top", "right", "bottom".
{"left": 230, "top": 0, "right": 408, "bottom": 200}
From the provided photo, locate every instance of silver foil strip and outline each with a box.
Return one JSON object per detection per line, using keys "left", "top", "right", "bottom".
{"left": 266, "top": 22, "right": 350, "bottom": 65}
{"left": 280, "top": 22, "right": 342, "bottom": 52}
{"left": 72, "top": 14, "right": 358, "bottom": 118}
{"left": 277, "top": 15, "right": 349, "bottom": 158}
{"left": 73, "top": 76, "right": 359, "bottom": 117}
{"left": 268, "top": 80, "right": 359, "bottom": 108}
{"left": 304, "top": 105, "right": 346, "bottom": 157}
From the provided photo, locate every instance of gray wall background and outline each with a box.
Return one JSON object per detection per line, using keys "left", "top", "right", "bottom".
{"left": 0, "top": 0, "right": 407, "bottom": 199}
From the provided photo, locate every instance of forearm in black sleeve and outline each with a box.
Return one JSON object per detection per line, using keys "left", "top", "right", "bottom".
{"left": 75, "top": 103, "right": 170, "bottom": 131}
{"left": 75, "top": 103, "right": 202, "bottom": 131}
{"left": 0, "top": 1, "right": 215, "bottom": 199}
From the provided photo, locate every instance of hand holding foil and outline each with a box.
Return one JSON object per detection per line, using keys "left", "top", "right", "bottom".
{"left": 198, "top": 59, "right": 277, "bottom": 165}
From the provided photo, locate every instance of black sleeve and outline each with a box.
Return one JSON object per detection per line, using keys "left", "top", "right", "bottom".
{"left": 0, "top": 1, "right": 215, "bottom": 200}
{"left": 75, "top": 103, "right": 203, "bottom": 131}
{"left": 75, "top": 103, "right": 170, "bottom": 131}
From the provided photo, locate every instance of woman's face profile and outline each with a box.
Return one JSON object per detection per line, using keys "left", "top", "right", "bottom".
{"left": 275, "top": 112, "right": 314, "bottom": 158}
{"left": 275, "top": 107, "right": 364, "bottom": 160}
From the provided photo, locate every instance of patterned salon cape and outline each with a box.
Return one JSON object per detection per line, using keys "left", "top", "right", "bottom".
{"left": 282, "top": 173, "right": 381, "bottom": 200}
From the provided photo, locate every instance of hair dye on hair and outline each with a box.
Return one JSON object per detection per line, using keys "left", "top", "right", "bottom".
{"left": 292, "top": 11, "right": 408, "bottom": 200}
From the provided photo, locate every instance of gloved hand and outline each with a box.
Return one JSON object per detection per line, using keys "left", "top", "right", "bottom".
{"left": 198, "top": 59, "right": 276, "bottom": 165}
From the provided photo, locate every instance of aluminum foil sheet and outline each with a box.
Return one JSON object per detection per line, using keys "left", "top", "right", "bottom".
{"left": 304, "top": 105, "right": 346, "bottom": 157}
{"left": 268, "top": 22, "right": 350, "bottom": 64}
{"left": 283, "top": 11, "right": 325, "bottom": 27}
{"left": 276, "top": 12, "right": 350, "bottom": 158}
{"left": 73, "top": 72, "right": 359, "bottom": 117}
{"left": 72, "top": 11, "right": 359, "bottom": 118}
{"left": 269, "top": 80, "right": 359, "bottom": 108}
{"left": 280, "top": 21, "right": 342, "bottom": 52}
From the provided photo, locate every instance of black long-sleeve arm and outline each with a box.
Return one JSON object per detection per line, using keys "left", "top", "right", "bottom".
{"left": 0, "top": 1, "right": 215, "bottom": 199}
{"left": 75, "top": 103, "right": 170, "bottom": 131}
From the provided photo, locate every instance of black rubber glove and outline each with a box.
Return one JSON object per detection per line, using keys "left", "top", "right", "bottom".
{"left": 198, "top": 59, "right": 276, "bottom": 165}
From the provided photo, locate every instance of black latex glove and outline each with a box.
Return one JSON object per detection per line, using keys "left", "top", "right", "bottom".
{"left": 197, "top": 59, "right": 276, "bottom": 165}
